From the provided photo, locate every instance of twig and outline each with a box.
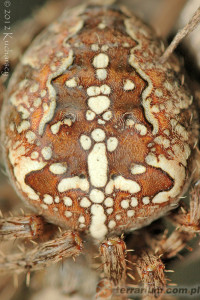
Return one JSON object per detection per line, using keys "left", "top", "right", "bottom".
{"left": 160, "top": 6, "right": 200, "bottom": 64}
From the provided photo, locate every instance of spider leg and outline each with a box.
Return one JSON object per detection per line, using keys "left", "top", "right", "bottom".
{"left": 168, "top": 183, "right": 200, "bottom": 234}
{"left": 0, "top": 214, "right": 52, "bottom": 240}
{"left": 0, "top": 230, "right": 83, "bottom": 273}
{"left": 144, "top": 182, "right": 200, "bottom": 260}
{"left": 96, "top": 237, "right": 128, "bottom": 300}
{"left": 135, "top": 250, "right": 166, "bottom": 300}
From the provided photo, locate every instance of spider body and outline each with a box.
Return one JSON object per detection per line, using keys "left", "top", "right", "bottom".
{"left": 1, "top": 4, "right": 198, "bottom": 241}
{"left": 0, "top": 2, "right": 200, "bottom": 299}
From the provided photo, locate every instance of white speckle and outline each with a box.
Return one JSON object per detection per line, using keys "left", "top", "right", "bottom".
{"left": 9, "top": 123, "right": 15, "bottom": 131}
{"left": 18, "top": 105, "right": 30, "bottom": 119}
{"left": 53, "top": 207, "right": 58, "bottom": 212}
{"left": 104, "top": 197, "right": 113, "bottom": 207}
{"left": 63, "top": 118, "right": 73, "bottom": 127}
{"left": 31, "top": 151, "right": 39, "bottom": 159}
{"left": 96, "top": 69, "right": 107, "bottom": 81}
{"left": 55, "top": 196, "right": 60, "bottom": 203}
{"left": 29, "top": 83, "right": 39, "bottom": 93}
{"left": 131, "top": 197, "right": 138, "bottom": 207}
{"left": 100, "top": 85, "right": 111, "bottom": 95}
{"left": 58, "top": 176, "right": 89, "bottom": 193}
{"left": 116, "top": 214, "right": 121, "bottom": 220}
{"left": 90, "top": 204, "right": 107, "bottom": 240}
{"left": 43, "top": 194, "right": 53, "bottom": 205}
{"left": 142, "top": 197, "right": 150, "bottom": 205}
{"left": 87, "top": 86, "right": 100, "bottom": 96}
{"left": 98, "top": 119, "right": 106, "bottom": 125}
{"left": 135, "top": 124, "right": 147, "bottom": 136}
{"left": 154, "top": 136, "right": 170, "bottom": 148}
{"left": 160, "top": 104, "right": 165, "bottom": 110}
{"left": 91, "top": 128, "right": 106, "bottom": 142}
{"left": 127, "top": 210, "right": 135, "bottom": 217}
{"left": 26, "top": 131, "right": 36, "bottom": 144}
{"left": 63, "top": 196, "right": 73, "bottom": 206}
{"left": 88, "top": 95, "right": 110, "bottom": 114}
{"left": 80, "top": 135, "right": 92, "bottom": 150}
{"left": 49, "top": 163, "right": 67, "bottom": 175}
{"left": 143, "top": 51, "right": 149, "bottom": 57}
{"left": 80, "top": 197, "right": 91, "bottom": 208}
{"left": 50, "top": 65, "right": 57, "bottom": 71}
{"left": 78, "top": 216, "right": 85, "bottom": 223}
{"left": 93, "top": 53, "right": 109, "bottom": 69}
{"left": 101, "top": 45, "right": 109, "bottom": 51}
{"left": 89, "top": 189, "right": 105, "bottom": 203}
{"left": 79, "top": 223, "right": 86, "bottom": 228}
{"left": 41, "top": 204, "right": 48, "bottom": 210}
{"left": 106, "top": 176, "right": 141, "bottom": 194}
{"left": 51, "top": 121, "right": 61, "bottom": 134}
{"left": 33, "top": 97, "right": 42, "bottom": 107}
{"left": 151, "top": 105, "right": 160, "bottom": 113}
{"left": 98, "top": 23, "right": 106, "bottom": 29}
{"left": 108, "top": 220, "right": 116, "bottom": 229}
{"left": 107, "top": 137, "right": 118, "bottom": 152}
{"left": 131, "top": 164, "right": 146, "bottom": 175}
{"left": 155, "top": 89, "right": 163, "bottom": 97}
{"left": 56, "top": 51, "right": 64, "bottom": 57}
{"left": 123, "top": 79, "right": 135, "bottom": 91}
{"left": 148, "top": 143, "right": 154, "bottom": 147}
{"left": 122, "top": 42, "right": 130, "bottom": 48}
{"left": 88, "top": 143, "right": 108, "bottom": 188}
{"left": 40, "top": 90, "right": 46, "bottom": 97}
{"left": 164, "top": 81, "right": 173, "bottom": 91}
{"left": 17, "top": 121, "right": 30, "bottom": 133}
{"left": 164, "top": 129, "right": 170, "bottom": 136}
{"left": 103, "top": 111, "right": 112, "bottom": 121}
{"left": 107, "top": 208, "right": 113, "bottom": 214}
{"left": 91, "top": 44, "right": 99, "bottom": 51}
{"left": 121, "top": 199, "right": 129, "bottom": 209}
{"left": 126, "top": 119, "right": 135, "bottom": 127}
{"left": 65, "top": 211, "right": 72, "bottom": 218}
{"left": 86, "top": 110, "right": 96, "bottom": 121}
{"left": 41, "top": 147, "right": 52, "bottom": 160}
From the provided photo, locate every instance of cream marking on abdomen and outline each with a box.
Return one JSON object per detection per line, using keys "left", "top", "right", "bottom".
{"left": 88, "top": 143, "right": 108, "bottom": 188}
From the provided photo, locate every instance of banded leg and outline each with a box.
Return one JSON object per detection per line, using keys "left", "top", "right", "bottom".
{"left": 0, "top": 215, "right": 47, "bottom": 240}
{"left": 155, "top": 183, "right": 200, "bottom": 259}
{"left": 136, "top": 250, "right": 166, "bottom": 300}
{"left": 96, "top": 237, "right": 127, "bottom": 300}
{"left": 0, "top": 230, "right": 83, "bottom": 273}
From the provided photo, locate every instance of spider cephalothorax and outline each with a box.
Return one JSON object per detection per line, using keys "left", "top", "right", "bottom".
{"left": 0, "top": 2, "right": 200, "bottom": 299}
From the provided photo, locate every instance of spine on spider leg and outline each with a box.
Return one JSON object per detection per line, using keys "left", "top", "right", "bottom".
{"left": 0, "top": 231, "right": 83, "bottom": 273}
{"left": 136, "top": 250, "right": 166, "bottom": 300}
{"left": 0, "top": 215, "right": 45, "bottom": 240}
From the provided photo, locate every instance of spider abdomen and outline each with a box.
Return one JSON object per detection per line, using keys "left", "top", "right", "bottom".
{"left": 1, "top": 4, "right": 198, "bottom": 240}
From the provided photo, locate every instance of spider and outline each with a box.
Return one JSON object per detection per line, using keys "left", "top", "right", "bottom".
{"left": 0, "top": 1, "right": 200, "bottom": 299}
